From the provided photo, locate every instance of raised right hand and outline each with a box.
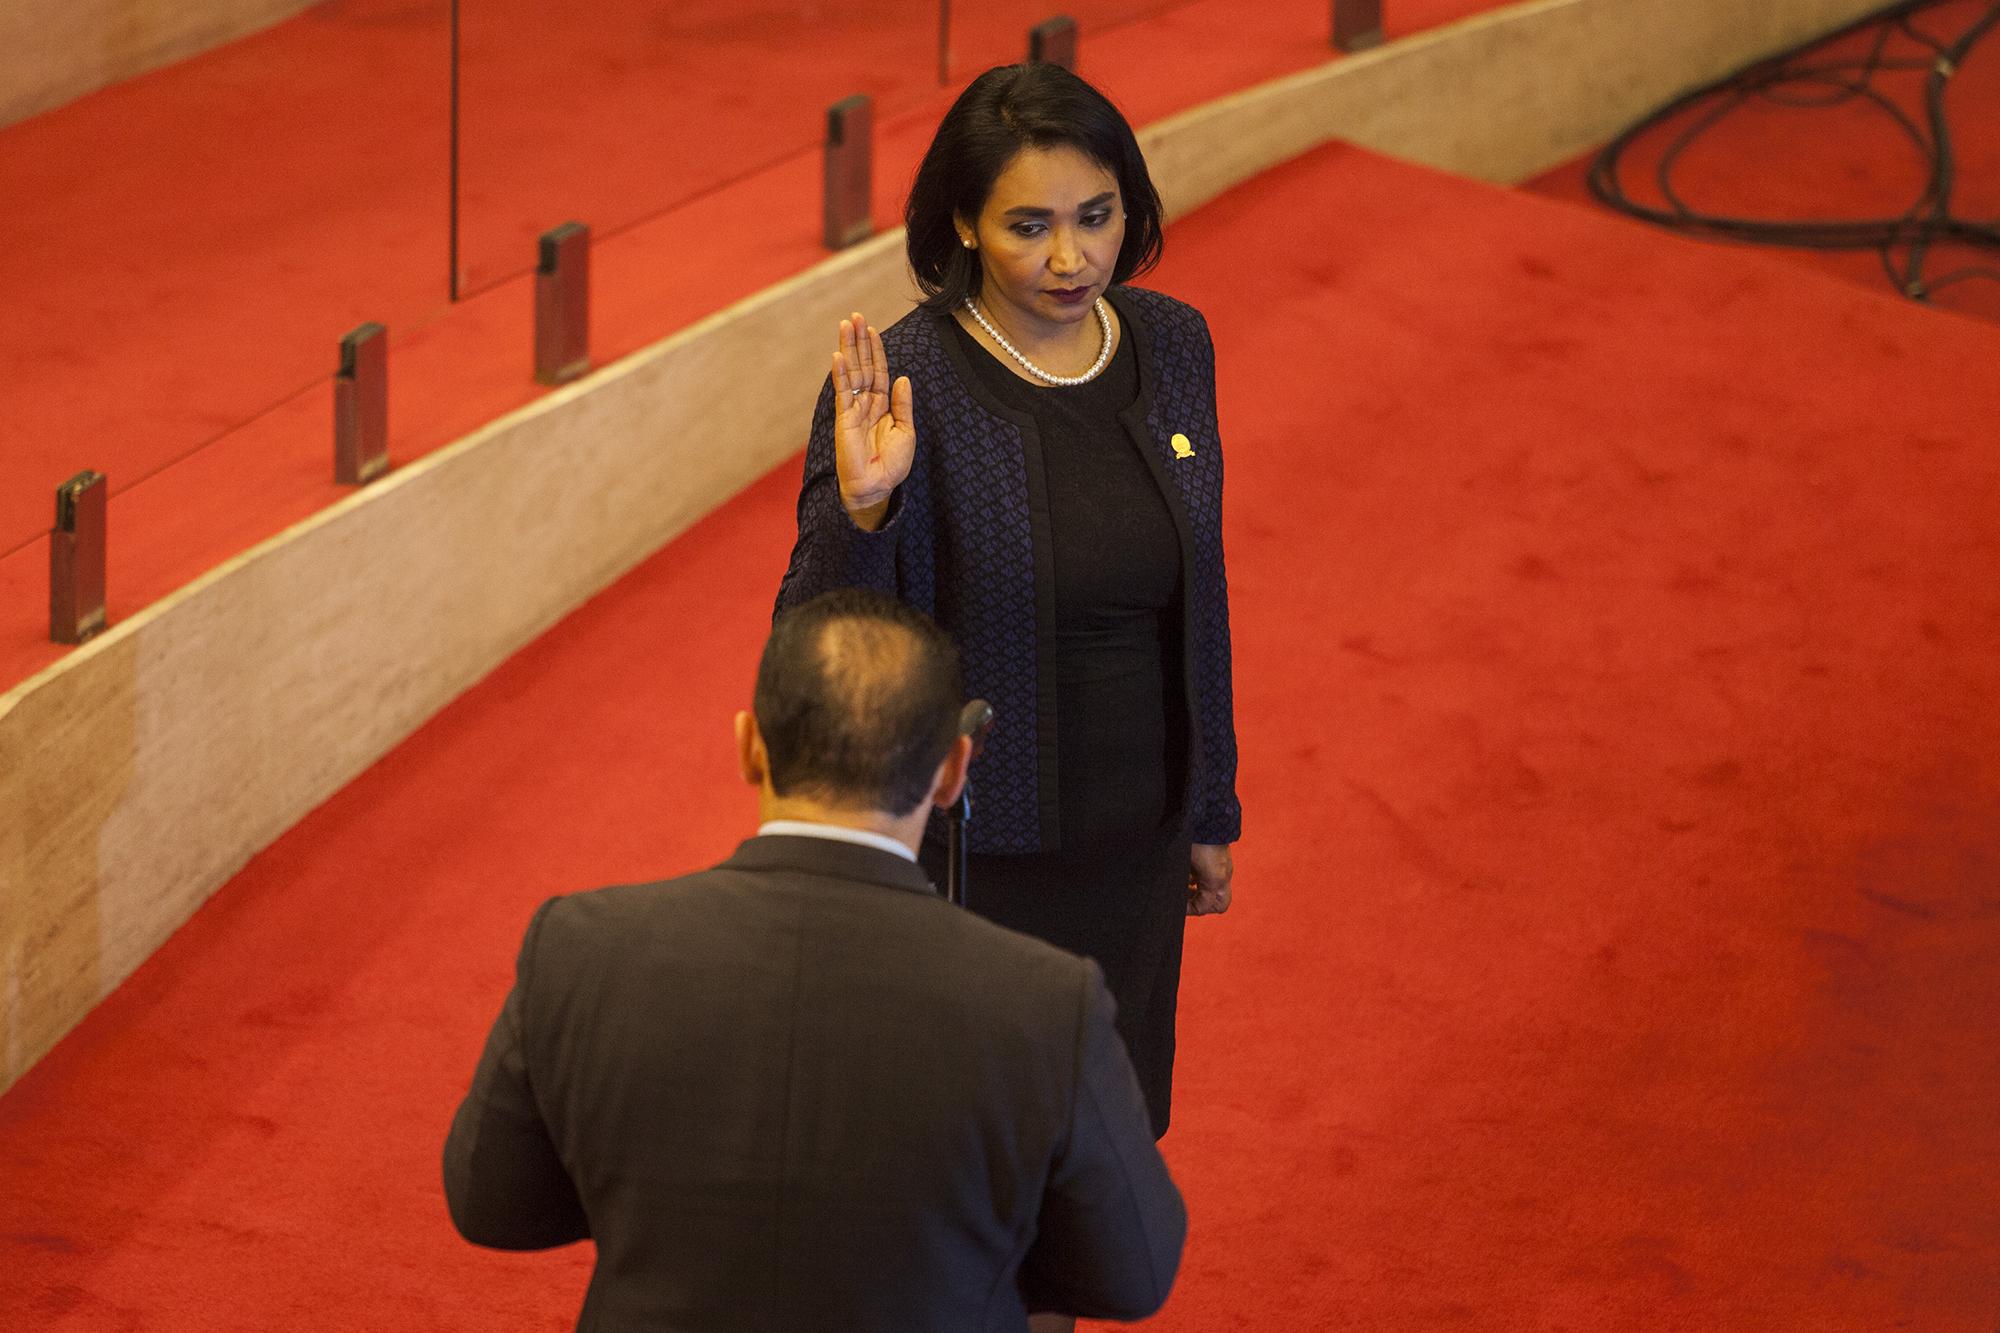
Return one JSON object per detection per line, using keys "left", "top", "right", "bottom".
{"left": 831, "top": 312, "right": 915, "bottom": 528}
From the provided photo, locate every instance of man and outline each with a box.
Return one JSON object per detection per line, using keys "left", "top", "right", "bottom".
{"left": 443, "top": 588, "right": 1186, "bottom": 1330}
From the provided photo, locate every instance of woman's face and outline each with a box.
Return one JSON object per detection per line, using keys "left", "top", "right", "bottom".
{"left": 958, "top": 144, "right": 1125, "bottom": 340}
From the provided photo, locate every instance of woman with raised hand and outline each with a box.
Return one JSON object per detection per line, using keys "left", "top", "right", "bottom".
{"left": 775, "top": 59, "right": 1240, "bottom": 1259}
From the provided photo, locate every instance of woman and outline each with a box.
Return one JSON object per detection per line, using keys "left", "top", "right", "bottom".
{"left": 774, "top": 62, "right": 1238, "bottom": 1148}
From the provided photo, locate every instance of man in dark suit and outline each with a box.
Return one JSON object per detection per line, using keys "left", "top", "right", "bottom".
{"left": 443, "top": 587, "right": 1186, "bottom": 1331}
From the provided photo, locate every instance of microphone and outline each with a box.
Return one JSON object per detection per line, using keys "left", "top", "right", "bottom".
{"left": 945, "top": 700, "right": 993, "bottom": 909}
{"left": 958, "top": 699, "right": 995, "bottom": 760}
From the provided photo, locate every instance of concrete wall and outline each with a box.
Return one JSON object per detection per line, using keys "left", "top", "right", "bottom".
{"left": 1, "top": 0, "right": 316, "bottom": 128}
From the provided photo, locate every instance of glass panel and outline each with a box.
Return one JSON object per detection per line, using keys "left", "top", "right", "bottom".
{"left": 0, "top": 0, "right": 453, "bottom": 557}
{"left": 455, "top": 0, "right": 945, "bottom": 297}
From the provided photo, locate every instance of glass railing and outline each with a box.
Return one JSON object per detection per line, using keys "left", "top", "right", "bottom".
{"left": 0, "top": 0, "right": 454, "bottom": 559}
{"left": 453, "top": 0, "right": 948, "bottom": 296}
{"left": 1, "top": 0, "right": 1423, "bottom": 592}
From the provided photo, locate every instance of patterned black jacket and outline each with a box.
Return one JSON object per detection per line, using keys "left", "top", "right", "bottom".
{"left": 775, "top": 285, "right": 1241, "bottom": 855}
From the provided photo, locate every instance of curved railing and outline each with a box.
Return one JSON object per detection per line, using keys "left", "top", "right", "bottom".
{"left": 1, "top": 0, "right": 1411, "bottom": 579}
{"left": 0, "top": 0, "right": 1887, "bottom": 1099}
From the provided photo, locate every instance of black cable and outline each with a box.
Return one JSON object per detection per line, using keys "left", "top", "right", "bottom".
{"left": 1928, "top": 264, "right": 2000, "bottom": 290}
{"left": 1588, "top": 0, "right": 2000, "bottom": 305}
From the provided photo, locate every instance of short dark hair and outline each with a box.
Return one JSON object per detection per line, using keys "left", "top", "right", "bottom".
{"left": 755, "top": 590, "right": 964, "bottom": 816}
{"left": 905, "top": 62, "right": 1166, "bottom": 313}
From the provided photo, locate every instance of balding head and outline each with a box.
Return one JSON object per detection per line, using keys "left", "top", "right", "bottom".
{"left": 755, "top": 590, "right": 964, "bottom": 817}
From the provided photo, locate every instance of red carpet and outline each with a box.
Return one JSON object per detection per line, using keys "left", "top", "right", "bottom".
{"left": 1525, "top": 0, "right": 2000, "bottom": 326}
{"left": 0, "top": 0, "right": 1513, "bottom": 691}
{"left": 4, "top": 140, "right": 1998, "bottom": 1328}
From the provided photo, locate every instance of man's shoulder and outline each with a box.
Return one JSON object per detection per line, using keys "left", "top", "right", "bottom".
{"left": 526, "top": 873, "right": 701, "bottom": 946}
{"left": 535, "top": 853, "right": 1094, "bottom": 996}
{"left": 527, "top": 853, "right": 780, "bottom": 932}
{"left": 939, "top": 897, "right": 1098, "bottom": 972}
{"left": 552, "top": 865, "right": 723, "bottom": 907}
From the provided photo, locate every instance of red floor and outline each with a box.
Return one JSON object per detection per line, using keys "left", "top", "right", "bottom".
{"left": 0, "top": 0, "right": 1513, "bottom": 693}
{"left": 4, "top": 140, "right": 1997, "bottom": 1330}
{"left": 1525, "top": 0, "right": 2000, "bottom": 325}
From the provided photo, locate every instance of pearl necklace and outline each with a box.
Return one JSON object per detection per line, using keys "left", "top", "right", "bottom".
{"left": 963, "top": 296, "right": 1113, "bottom": 386}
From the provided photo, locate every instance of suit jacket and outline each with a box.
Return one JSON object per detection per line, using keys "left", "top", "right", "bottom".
{"left": 773, "top": 287, "right": 1241, "bottom": 855}
{"left": 443, "top": 834, "right": 1187, "bottom": 1331}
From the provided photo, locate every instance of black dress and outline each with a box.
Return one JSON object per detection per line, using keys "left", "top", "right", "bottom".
{"left": 924, "top": 314, "right": 1192, "bottom": 1138}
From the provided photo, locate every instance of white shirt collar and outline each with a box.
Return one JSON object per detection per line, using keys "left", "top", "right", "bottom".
{"left": 757, "top": 820, "right": 917, "bottom": 863}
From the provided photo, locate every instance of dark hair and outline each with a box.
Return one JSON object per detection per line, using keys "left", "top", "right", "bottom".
{"left": 755, "top": 589, "right": 964, "bottom": 816}
{"left": 905, "top": 62, "right": 1166, "bottom": 312}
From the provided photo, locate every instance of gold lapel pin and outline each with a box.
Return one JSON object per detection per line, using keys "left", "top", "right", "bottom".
{"left": 1171, "top": 433, "right": 1195, "bottom": 459}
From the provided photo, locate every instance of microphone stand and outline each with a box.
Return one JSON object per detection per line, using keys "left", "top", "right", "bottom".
{"left": 945, "top": 700, "right": 994, "bottom": 908}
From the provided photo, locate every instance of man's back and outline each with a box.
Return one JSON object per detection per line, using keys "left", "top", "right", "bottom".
{"left": 445, "top": 834, "right": 1184, "bottom": 1331}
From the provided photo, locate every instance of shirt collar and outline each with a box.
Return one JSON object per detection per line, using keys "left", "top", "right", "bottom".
{"left": 756, "top": 820, "right": 917, "bottom": 863}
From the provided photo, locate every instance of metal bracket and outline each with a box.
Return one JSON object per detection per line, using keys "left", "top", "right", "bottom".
{"left": 50, "top": 470, "right": 107, "bottom": 645}
{"left": 334, "top": 323, "right": 390, "bottom": 486}
{"left": 822, "top": 95, "right": 874, "bottom": 251}
{"left": 1029, "top": 15, "right": 1078, "bottom": 69}
{"left": 534, "top": 222, "right": 591, "bottom": 385}
{"left": 1333, "top": 0, "right": 1384, "bottom": 52}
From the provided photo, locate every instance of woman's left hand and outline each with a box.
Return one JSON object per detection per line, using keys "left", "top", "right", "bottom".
{"left": 1188, "top": 843, "right": 1234, "bottom": 916}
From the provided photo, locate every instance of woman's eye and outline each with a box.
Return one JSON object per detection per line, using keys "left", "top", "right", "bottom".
{"left": 1082, "top": 212, "right": 1112, "bottom": 227}
{"left": 1011, "top": 222, "right": 1047, "bottom": 237}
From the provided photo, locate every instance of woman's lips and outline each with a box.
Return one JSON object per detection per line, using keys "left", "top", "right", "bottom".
{"left": 1047, "top": 286, "right": 1094, "bottom": 305}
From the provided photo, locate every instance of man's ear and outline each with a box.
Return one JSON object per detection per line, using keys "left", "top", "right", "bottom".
{"left": 735, "top": 710, "right": 767, "bottom": 788}
{"left": 928, "top": 735, "right": 973, "bottom": 811}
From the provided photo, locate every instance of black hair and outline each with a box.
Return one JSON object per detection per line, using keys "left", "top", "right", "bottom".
{"left": 905, "top": 62, "right": 1166, "bottom": 312}
{"left": 755, "top": 589, "right": 964, "bottom": 816}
